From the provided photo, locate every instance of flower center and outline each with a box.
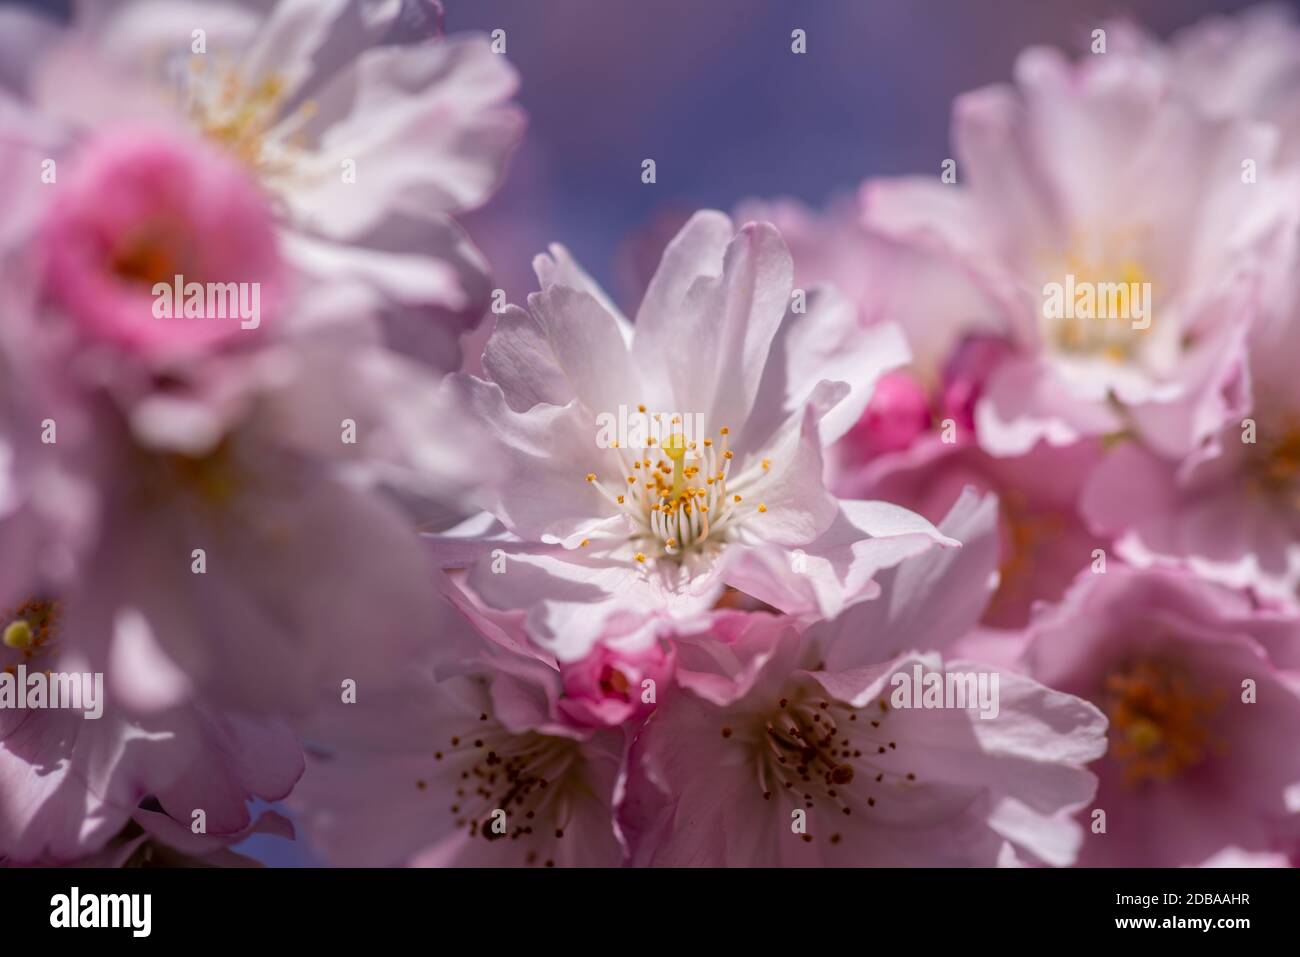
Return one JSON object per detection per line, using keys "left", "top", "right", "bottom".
{"left": 1249, "top": 424, "right": 1300, "bottom": 505}
{"left": 583, "top": 413, "right": 770, "bottom": 564}
{"left": 597, "top": 665, "right": 631, "bottom": 701}
{"left": 185, "top": 59, "right": 314, "bottom": 175}
{"left": 108, "top": 217, "right": 203, "bottom": 290}
{"left": 1, "top": 598, "right": 60, "bottom": 670}
{"left": 420, "top": 709, "right": 589, "bottom": 867}
{"left": 721, "top": 684, "right": 920, "bottom": 846}
{"left": 133, "top": 438, "right": 244, "bottom": 511}
{"left": 1103, "top": 659, "right": 1223, "bottom": 785}
{"left": 1042, "top": 248, "right": 1153, "bottom": 363}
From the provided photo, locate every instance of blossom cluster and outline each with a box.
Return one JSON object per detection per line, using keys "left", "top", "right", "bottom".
{"left": 1, "top": 1, "right": 1298, "bottom": 868}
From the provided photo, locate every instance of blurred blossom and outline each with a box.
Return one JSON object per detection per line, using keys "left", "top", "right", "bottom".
{"left": 39, "top": 127, "right": 283, "bottom": 357}
{"left": 1111, "top": 4, "right": 1300, "bottom": 167}
{"left": 0, "top": 592, "right": 303, "bottom": 864}
{"left": 938, "top": 333, "right": 1016, "bottom": 437}
{"left": 6, "top": 0, "right": 523, "bottom": 371}
{"left": 844, "top": 437, "right": 1108, "bottom": 630}
{"left": 1008, "top": 566, "right": 1300, "bottom": 867}
{"left": 1083, "top": 182, "right": 1300, "bottom": 606}
{"left": 861, "top": 40, "right": 1284, "bottom": 461}
{"left": 839, "top": 369, "right": 932, "bottom": 462}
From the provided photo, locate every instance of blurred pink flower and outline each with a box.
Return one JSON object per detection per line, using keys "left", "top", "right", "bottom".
{"left": 861, "top": 42, "right": 1286, "bottom": 461}
{"left": 1011, "top": 565, "right": 1300, "bottom": 866}
{"left": 39, "top": 127, "right": 283, "bottom": 359}
{"left": 0, "top": 160, "right": 457, "bottom": 718}
{"left": 1082, "top": 204, "right": 1300, "bottom": 605}
{"left": 839, "top": 369, "right": 932, "bottom": 463}
{"left": 0, "top": 596, "right": 302, "bottom": 864}
{"left": 1112, "top": 4, "right": 1300, "bottom": 167}
{"left": 843, "top": 437, "right": 1108, "bottom": 629}
{"left": 938, "top": 332, "right": 1016, "bottom": 437}
{"left": 7, "top": 0, "right": 524, "bottom": 371}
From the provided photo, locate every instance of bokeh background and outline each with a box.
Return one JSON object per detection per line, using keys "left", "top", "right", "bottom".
{"left": 453, "top": 0, "right": 1277, "bottom": 306}
{"left": 6, "top": 0, "right": 1281, "bottom": 865}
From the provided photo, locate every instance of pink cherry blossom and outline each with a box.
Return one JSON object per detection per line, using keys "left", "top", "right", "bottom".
{"left": 8, "top": 0, "right": 524, "bottom": 371}
{"left": 430, "top": 211, "right": 956, "bottom": 661}
{"left": 860, "top": 41, "right": 1286, "bottom": 461}
{"left": 291, "top": 575, "right": 625, "bottom": 867}
{"left": 1011, "top": 565, "right": 1300, "bottom": 867}
{"left": 39, "top": 127, "right": 283, "bottom": 359}
{"left": 621, "top": 492, "right": 1106, "bottom": 866}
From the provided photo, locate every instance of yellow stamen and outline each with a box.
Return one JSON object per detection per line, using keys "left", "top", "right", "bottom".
{"left": 664, "top": 431, "right": 690, "bottom": 498}
{"left": 2, "top": 619, "right": 33, "bottom": 650}
{"left": 1104, "top": 659, "right": 1223, "bottom": 785}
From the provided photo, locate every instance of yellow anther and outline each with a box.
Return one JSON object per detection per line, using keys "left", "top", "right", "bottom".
{"left": 733, "top": 494, "right": 742, "bottom": 503}
{"left": 635, "top": 552, "right": 647, "bottom": 563}
{"left": 758, "top": 503, "right": 767, "bottom": 513}
{"left": 3, "top": 619, "right": 33, "bottom": 650}
{"left": 586, "top": 473, "right": 596, "bottom": 482}
{"left": 580, "top": 539, "right": 590, "bottom": 547}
